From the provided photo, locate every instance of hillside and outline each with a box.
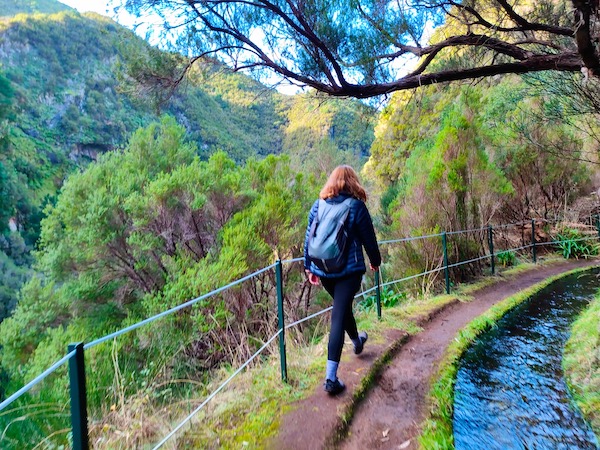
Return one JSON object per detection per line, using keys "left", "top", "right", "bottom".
{"left": 0, "top": 1, "right": 374, "bottom": 158}
{"left": 0, "top": 1, "right": 375, "bottom": 322}
{"left": 0, "top": 9, "right": 275, "bottom": 160}
{"left": 0, "top": 0, "right": 71, "bottom": 16}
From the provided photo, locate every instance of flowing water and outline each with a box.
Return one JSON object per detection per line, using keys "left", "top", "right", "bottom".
{"left": 453, "top": 268, "right": 600, "bottom": 450}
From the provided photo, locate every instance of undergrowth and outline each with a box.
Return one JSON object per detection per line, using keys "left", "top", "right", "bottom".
{"left": 556, "top": 229, "right": 600, "bottom": 259}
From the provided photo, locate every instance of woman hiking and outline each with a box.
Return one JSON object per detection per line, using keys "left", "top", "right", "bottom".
{"left": 304, "top": 165, "right": 381, "bottom": 395}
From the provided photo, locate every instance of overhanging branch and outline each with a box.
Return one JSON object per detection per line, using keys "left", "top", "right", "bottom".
{"left": 311, "top": 53, "right": 583, "bottom": 98}
{"left": 571, "top": 0, "right": 600, "bottom": 74}
{"left": 119, "top": 0, "right": 600, "bottom": 99}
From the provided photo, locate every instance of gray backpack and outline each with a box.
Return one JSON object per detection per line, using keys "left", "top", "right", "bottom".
{"left": 307, "top": 198, "right": 354, "bottom": 273}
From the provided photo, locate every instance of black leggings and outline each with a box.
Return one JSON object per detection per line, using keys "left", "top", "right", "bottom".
{"left": 321, "top": 273, "right": 363, "bottom": 363}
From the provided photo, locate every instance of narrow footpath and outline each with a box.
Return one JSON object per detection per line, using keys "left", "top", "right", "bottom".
{"left": 271, "top": 258, "right": 599, "bottom": 450}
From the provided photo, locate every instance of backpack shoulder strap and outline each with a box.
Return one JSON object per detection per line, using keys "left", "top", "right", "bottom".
{"left": 316, "top": 199, "right": 327, "bottom": 222}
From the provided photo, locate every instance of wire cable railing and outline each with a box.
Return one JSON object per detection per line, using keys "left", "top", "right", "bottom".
{"left": 0, "top": 349, "right": 76, "bottom": 411}
{"left": 152, "top": 330, "right": 283, "bottom": 450}
{"left": 378, "top": 231, "right": 444, "bottom": 245}
{"left": 285, "top": 306, "right": 333, "bottom": 329}
{"left": 2, "top": 216, "right": 599, "bottom": 449}
{"left": 378, "top": 266, "right": 447, "bottom": 291}
{"left": 84, "top": 263, "right": 277, "bottom": 350}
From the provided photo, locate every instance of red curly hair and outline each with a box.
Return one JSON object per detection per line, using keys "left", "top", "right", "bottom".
{"left": 319, "top": 165, "right": 367, "bottom": 201}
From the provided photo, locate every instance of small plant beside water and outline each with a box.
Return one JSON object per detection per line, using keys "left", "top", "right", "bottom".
{"left": 563, "top": 291, "right": 600, "bottom": 439}
{"left": 497, "top": 250, "right": 516, "bottom": 267}
{"left": 556, "top": 229, "right": 599, "bottom": 259}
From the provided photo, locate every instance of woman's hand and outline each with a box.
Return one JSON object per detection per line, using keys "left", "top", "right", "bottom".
{"left": 306, "top": 271, "right": 320, "bottom": 286}
{"left": 370, "top": 264, "right": 379, "bottom": 272}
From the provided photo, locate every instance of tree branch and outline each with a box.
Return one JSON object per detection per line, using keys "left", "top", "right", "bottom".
{"left": 432, "top": 0, "right": 573, "bottom": 35}
{"left": 571, "top": 0, "right": 600, "bottom": 74}
{"left": 372, "top": 33, "right": 534, "bottom": 77}
{"left": 321, "top": 53, "right": 582, "bottom": 98}
{"left": 121, "top": 0, "right": 599, "bottom": 98}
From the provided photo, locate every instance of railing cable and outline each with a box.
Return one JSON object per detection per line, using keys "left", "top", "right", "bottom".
{"left": 0, "top": 349, "right": 77, "bottom": 411}
{"left": 152, "top": 330, "right": 282, "bottom": 449}
{"left": 85, "top": 263, "right": 277, "bottom": 350}
{"left": 378, "top": 232, "right": 443, "bottom": 245}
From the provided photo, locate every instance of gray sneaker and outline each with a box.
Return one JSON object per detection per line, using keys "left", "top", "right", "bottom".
{"left": 354, "top": 331, "right": 368, "bottom": 355}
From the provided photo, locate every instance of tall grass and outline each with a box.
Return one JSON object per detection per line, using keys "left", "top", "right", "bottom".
{"left": 563, "top": 290, "right": 600, "bottom": 440}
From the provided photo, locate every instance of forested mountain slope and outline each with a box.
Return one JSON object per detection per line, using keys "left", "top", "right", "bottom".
{"left": 0, "top": 0, "right": 374, "bottom": 322}
{"left": 0, "top": 0, "right": 71, "bottom": 16}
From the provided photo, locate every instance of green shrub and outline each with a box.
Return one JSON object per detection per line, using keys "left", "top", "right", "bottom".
{"left": 556, "top": 229, "right": 599, "bottom": 259}
{"left": 563, "top": 292, "right": 600, "bottom": 439}
{"left": 496, "top": 250, "right": 516, "bottom": 267}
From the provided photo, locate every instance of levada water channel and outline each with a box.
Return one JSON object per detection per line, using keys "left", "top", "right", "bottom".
{"left": 453, "top": 268, "right": 600, "bottom": 450}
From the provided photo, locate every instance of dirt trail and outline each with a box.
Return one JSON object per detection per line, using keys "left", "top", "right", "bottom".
{"left": 271, "top": 259, "right": 599, "bottom": 450}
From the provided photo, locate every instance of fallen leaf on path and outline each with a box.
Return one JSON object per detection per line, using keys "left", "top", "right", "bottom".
{"left": 398, "top": 440, "right": 411, "bottom": 449}
{"left": 382, "top": 428, "right": 390, "bottom": 437}
{"left": 381, "top": 437, "right": 390, "bottom": 443}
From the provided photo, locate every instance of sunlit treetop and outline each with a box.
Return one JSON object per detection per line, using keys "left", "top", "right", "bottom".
{"left": 113, "top": 0, "right": 599, "bottom": 98}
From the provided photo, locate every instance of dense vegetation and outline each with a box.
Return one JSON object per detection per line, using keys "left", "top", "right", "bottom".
{"left": 0, "top": 2, "right": 375, "bottom": 322}
{"left": 368, "top": 79, "right": 591, "bottom": 228}
{"left": 365, "top": 78, "right": 595, "bottom": 285}
{"left": 0, "top": 0, "right": 70, "bottom": 16}
{"left": 1, "top": 0, "right": 600, "bottom": 448}
{"left": 0, "top": 117, "right": 341, "bottom": 448}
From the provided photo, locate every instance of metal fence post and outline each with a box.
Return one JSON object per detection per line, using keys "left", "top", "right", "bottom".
{"left": 596, "top": 215, "right": 600, "bottom": 240}
{"left": 531, "top": 219, "right": 537, "bottom": 263}
{"left": 68, "top": 342, "right": 89, "bottom": 450}
{"left": 488, "top": 225, "right": 495, "bottom": 275}
{"left": 275, "top": 260, "right": 288, "bottom": 382}
{"left": 375, "top": 268, "right": 382, "bottom": 319}
{"left": 442, "top": 232, "right": 450, "bottom": 294}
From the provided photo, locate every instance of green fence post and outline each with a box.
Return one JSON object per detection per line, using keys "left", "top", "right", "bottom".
{"left": 442, "top": 232, "right": 450, "bottom": 294}
{"left": 275, "top": 260, "right": 288, "bottom": 383}
{"left": 488, "top": 225, "right": 495, "bottom": 275}
{"left": 68, "top": 342, "right": 89, "bottom": 450}
{"left": 375, "top": 268, "right": 382, "bottom": 319}
{"left": 531, "top": 219, "right": 537, "bottom": 263}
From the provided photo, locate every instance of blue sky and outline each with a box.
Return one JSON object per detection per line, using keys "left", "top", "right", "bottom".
{"left": 58, "top": 1, "right": 144, "bottom": 38}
